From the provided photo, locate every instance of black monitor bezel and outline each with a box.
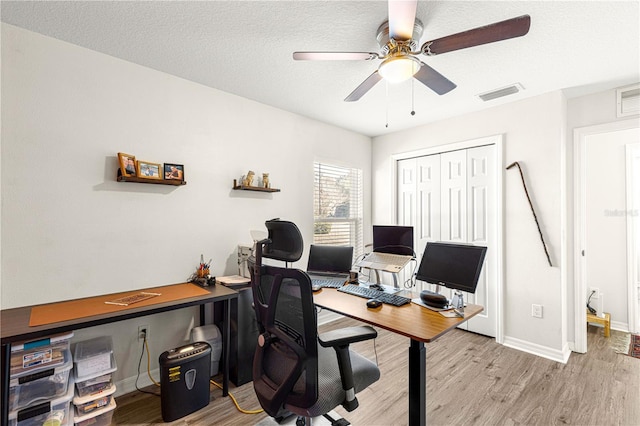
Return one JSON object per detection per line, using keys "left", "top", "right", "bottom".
{"left": 306, "top": 244, "right": 354, "bottom": 275}
{"left": 415, "top": 242, "right": 487, "bottom": 294}
{"left": 372, "top": 225, "right": 414, "bottom": 256}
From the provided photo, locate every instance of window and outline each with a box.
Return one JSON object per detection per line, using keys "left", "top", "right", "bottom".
{"left": 313, "top": 162, "right": 363, "bottom": 259}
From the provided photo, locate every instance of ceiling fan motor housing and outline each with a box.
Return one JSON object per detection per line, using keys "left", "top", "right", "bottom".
{"left": 376, "top": 18, "right": 423, "bottom": 56}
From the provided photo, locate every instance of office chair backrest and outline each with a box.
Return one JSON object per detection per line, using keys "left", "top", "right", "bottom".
{"left": 263, "top": 219, "right": 304, "bottom": 262}
{"left": 250, "top": 220, "right": 318, "bottom": 417}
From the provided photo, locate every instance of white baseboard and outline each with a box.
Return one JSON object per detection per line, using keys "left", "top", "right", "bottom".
{"left": 115, "top": 368, "right": 161, "bottom": 398}
{"left": 503, "top": 336, "right": 571, "bottom": 364}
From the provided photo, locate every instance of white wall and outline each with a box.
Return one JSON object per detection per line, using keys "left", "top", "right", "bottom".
{"left": 373, "top": 92, "right": 566, "bottom": 359}
{"left": 1, "top": 24, "right": 371, "bottom": 393}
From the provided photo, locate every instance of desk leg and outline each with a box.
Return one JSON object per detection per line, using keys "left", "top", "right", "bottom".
{"left": 408, "top": 339, "right": 426, "bottom": 426}
{"left": 222, "top": 298, "right": 230, "bottom": 397}
{"left": 2, "top": 343, "right": 10, "bottom": 426}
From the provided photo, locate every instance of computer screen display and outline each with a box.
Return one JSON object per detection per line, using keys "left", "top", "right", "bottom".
{"left": 372, "top": 225, "right": 414, "bottom": 256}
{"left": 415, "top": 242, "right": 487, "bottom": 293}
{"left": 307, "top": 245, "right": 353, "bottom": 274}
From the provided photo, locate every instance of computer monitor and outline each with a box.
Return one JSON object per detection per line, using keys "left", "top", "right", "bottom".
{"left": 372, "top": 225, "right": 414, "bottom": 256}
{"left": 307, "top": 245, "right": 353, "bottom": 275}
{"left": 415, "top": 242, "right": 487, "bottom": 293}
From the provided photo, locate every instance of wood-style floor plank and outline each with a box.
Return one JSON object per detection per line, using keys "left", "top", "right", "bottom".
{"left": 114, "top": 318, "right": 639, "bottom": 425}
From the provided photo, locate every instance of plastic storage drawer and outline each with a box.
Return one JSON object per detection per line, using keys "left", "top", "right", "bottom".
{"left": 74, "top": 399, "right": 116, "bottom": 426}
{"left": 73, "top": 383, "right": 116, "bottom": 416}
{"left": 9, "top": 377, "right": 74, "bottom": 426}
{"left": 75, "top": 353, "right": 117, "bottom": 397}
{"left": 9, "top": 348, "right": 73, "bottom": 412}
{"left": 10, "top": 332, "right": 73, "bottom": 377}
{"left": 73, "top": 336, "right": 114, "bottom": 379}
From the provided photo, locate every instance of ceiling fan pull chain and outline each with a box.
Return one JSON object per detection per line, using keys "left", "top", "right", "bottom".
{"left": 411, "top": 78, "right": 416, "bottom": 116}
{"left": 385, "top": 81, "right": 389, "bottom": 128}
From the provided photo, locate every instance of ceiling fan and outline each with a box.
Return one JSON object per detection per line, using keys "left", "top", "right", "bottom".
{"left": 293, "top": 1, "right": 531, "bottom": 102}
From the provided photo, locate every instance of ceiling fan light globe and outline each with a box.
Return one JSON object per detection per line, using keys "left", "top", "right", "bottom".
{"left": 378, "top": 56, "right": 421, "bottom": 84}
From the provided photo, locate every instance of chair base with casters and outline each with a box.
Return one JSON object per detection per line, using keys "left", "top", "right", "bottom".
{"left": 250, "top": 219, "right": 380, "bottom": 426}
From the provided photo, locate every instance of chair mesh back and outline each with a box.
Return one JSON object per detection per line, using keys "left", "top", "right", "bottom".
{"left": 263, "top": 219, "right": 304, "bottom": 262}
{"left": 250, "top": 259, "right": 319, "bottom": 416}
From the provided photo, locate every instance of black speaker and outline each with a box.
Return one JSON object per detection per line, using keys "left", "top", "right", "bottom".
{"left": 159, "top": 341, "right": 211, "bottom": 422}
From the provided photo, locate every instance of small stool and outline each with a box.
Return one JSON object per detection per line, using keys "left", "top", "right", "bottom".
{"left": 586, "top": 311, "right": 611, "bottom": 337}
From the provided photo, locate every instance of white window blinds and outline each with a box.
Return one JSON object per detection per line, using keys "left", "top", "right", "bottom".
{"left": 313, "top": 162, "right": 364, "bottom": 259}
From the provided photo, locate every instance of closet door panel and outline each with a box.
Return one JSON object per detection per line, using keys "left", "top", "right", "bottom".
{"left": 440, "top": 150, "right": 467, "bottom": 242}
{"left": 416, "top": 155, "right": 441, "bottom": 256}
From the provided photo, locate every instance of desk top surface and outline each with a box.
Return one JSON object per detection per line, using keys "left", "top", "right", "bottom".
{"left": 1, "top": 282, "right": 237, "bottom": 344}
{"left": 313, "top": 288, "right": 483, "bottom": 343}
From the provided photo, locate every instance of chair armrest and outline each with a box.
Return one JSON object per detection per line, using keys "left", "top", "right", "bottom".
{"left": 318, "top": 325, "right": 377, "bottom": 348}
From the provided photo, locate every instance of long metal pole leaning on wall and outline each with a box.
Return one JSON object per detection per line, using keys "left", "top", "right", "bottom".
{"left": 506, "top": 161, "right": 553, "bottom": 267}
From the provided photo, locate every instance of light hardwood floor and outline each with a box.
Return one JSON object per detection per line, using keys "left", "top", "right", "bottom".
{"left": 114, "top": 318, "right": 639, "bottom": 425}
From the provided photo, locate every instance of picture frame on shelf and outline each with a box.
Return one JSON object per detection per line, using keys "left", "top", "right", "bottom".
{"left": 164, "top": 163, "right": 184, "bottom": 181}
{"left": 118, "top": 152, "right": 137, "bottom": 177}
{"left": 136, "top": 160, "right": 162, "bottom": 179}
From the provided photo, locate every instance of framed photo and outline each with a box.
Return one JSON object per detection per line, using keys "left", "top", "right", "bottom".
{"left": 136, "top": 160, "right": 162, "bottom": 179}
{"left": 118, "top": 152, "right": 137, "bottom": 177}
{"left": 164, "top": 163, "right": 184, "bottom": 181}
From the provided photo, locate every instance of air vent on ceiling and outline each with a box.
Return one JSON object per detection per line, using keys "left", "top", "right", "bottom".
{"left": 477, "top": 83, "right": 524, "bottom": 102}
{"left": 616, "top": 83, "right": 640, "bottom": 117}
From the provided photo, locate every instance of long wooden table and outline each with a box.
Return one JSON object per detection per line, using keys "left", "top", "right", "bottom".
{"left": 313, "top": 288, "right": 483, "bottom": 426}
{"left": 0, "top": 282, "right": 238, "bottom": 425}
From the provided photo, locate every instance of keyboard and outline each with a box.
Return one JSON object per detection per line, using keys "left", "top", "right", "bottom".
{"left": 338, "top": 284, "right": 411, "bottom": 307}
{"left": 311, "top": 277, "right": 346, "bottom": 289}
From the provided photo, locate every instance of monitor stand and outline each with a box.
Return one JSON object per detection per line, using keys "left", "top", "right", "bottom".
{"left": 451, "top": 290, "right": 465, "bottom": 318}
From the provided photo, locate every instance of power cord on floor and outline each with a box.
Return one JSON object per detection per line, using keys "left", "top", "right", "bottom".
{"left": 210, "top": 379, "right": 264, "bottom": 414}
{"left": 135, "top": 335, "right": 160, "bottom": 396}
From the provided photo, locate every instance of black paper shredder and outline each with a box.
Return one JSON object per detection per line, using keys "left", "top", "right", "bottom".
{"left": 159, "top": 341, "right": 212, "bottom": 422}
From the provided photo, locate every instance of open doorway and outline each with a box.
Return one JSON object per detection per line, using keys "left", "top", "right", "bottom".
{"left": 626, "top": 143, "right": 640, "bottom": 334}
{"left": 574, "top": 120, "right": 640, "bottom": 353}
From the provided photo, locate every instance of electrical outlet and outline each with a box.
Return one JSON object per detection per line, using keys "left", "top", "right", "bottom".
{"left": 589, "top": 287, "right": 600, "bottom": 299}
{"left": 138, "top": 325, "right": 149, "bottom": 341}
{"left": 531, "top": 304, "right": 543, "bottom": 318}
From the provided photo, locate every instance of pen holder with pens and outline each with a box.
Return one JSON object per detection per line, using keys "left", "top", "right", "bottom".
{"left": 192, "top": 255, "right": 214, "bottom": 287}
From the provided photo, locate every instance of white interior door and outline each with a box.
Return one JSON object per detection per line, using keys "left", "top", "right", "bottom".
{"left": 397, "top": 145, "right": 497, "bottom": 337}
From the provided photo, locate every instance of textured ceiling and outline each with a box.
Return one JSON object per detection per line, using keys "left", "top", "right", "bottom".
{"left": 2, "top": 1, "right": 639, "bottom": 137}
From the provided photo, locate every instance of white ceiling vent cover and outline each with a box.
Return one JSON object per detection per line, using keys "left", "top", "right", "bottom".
{"left": 616, "top": 83, "right": 640, "bottom": 117}
{"left": 477, "top": 83, "right": 524, "bottom": 102}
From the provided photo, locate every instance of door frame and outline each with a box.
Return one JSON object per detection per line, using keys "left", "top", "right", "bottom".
{"left": 626, "top": 143, "right": 640, "bottom": 334}
{"left": 574, "top": 119, "right": 640, "bottom": 353}
{"left": 390, "top": 134, "right": 504, "bottom": 343}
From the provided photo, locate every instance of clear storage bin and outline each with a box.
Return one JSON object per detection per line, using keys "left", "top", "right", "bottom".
{"left": 10, "top": 332, "right": 73, "bottom": 377}
{"left": 9, "top": 376, "right": 74, "bottom": 426}
{"left": 74, "top": 353, "right": 117, "bottom": 397}
{"left": 9, "top": 348, "right": 73, "bottom": 412}
{"left": 73, "top": 383, "right": 115, "bottom": 416}
{"left": 73, "top": 336, "right": 113, "bottom": 379}
{"left": 74, "top": 399, "right": 116, "bottom": 426}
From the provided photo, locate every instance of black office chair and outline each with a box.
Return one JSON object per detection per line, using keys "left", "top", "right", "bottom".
{"left": 250, "top": 219, "right": 380, "bottom": 425}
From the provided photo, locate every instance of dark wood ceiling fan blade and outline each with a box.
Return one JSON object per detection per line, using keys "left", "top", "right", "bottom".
{"left": 421, "top": 14, "right": 531, "bottom": 55}
{"left": 293, "top": 52, "right": 379, "bottom": 61}
{"left": 344, "top": 71, "right": 383, "bottom": 102}
{"left": 388, "top": 0, "right": 418, "bottom": 41}
{"left": 414, "top": 62, "right": 456, "bottom": 95}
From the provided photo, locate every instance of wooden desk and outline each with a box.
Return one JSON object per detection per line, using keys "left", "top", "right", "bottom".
{"left": 1, "top": 282, "right": 238, "bottom": 425}
{"left": 313, "top": 288, "right": 483, "bottom": 426}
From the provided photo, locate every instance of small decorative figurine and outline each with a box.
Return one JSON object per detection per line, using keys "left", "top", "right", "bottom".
{"left": 262, "top": 173, "right": 270, "bottom": 188}
{"left": 243, "top": 170, "right": 255, "bottom": 186}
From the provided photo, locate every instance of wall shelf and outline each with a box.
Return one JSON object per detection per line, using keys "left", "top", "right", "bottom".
{"left": 117, "top": 169, "right": 186, "bottom": 186}
{"left": 232, "top": 184, "right": 280, "bottom": 193}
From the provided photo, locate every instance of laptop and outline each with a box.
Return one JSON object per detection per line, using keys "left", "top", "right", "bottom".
{"left": 356, "top": 225, "right": 414, "bottom": 273}
{"left": 306, "top": 245, "right": 353, "bottom": 288}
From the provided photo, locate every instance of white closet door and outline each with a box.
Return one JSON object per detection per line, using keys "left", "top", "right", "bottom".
{"left": 464, "top": 145, "right": 496, "bottom": 336}
{"left": 440, "top": 150, "right": 467, "bottom": 242}
{"left": 397, "top": 158, "right": 417, "bottom": 229}
{"left": 415, "top": 155, "right": 441, "bottom": 256}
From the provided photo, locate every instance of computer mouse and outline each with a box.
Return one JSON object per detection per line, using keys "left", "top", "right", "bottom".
{"left": 366, "top": 299, "right": 382, "bottom": 308}
{"left": 312, "top": 284, "right": 322, "bottom": 292}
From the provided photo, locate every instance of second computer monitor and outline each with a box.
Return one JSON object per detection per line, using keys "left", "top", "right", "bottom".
{"left": 416, "top": 242, "right": 487, "bottom": 294}
{"left": 372, "top": 225, "right": 414, "bottom": 256}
